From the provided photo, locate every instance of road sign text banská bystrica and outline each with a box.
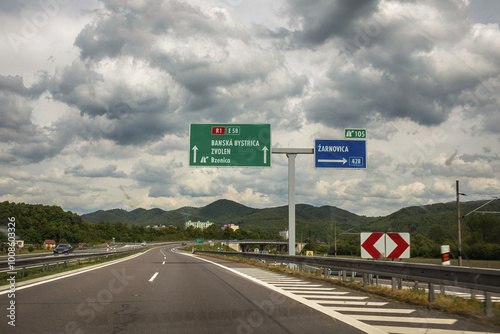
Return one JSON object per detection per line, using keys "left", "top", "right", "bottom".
{"left": 189, "top": 124, "right": 271, "bottom": 167}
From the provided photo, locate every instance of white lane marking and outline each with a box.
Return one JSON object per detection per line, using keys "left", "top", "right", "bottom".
{"left": 263, "top": 280, "right": 312, "bottom": 284}
{"left": 0, "top": 251, "right": 149, "bottom": 295}
{"left": 162, "top": 261, "right": 165, "bottom": 265}
{"left": 281, "top": 287, "right": 336, "bottom": 291}
{"left": 376, "top": 327, "right": 500, "bottom": 334}
{"left": 284, "top": 291, "right": 349, "bottom": 295}
{"left": 352, "top": 315, "right": 456, "bottom": 324}
{"left": 327, "top": 307, "right": 415, "bottom": 314}
{"left": 149, "top": 272, "right": 159, "bottom": 282}
{"left": 298, "top": 295, "right": 368, "bottom": 300}
{"left": 272, "top": 284, "right": 325, "bottom": 287}
{"left": 177, "top": 251, "right": 387, "bottom": 334}
{"left": 316, "top": 301, "right": 388, "bottom": 306}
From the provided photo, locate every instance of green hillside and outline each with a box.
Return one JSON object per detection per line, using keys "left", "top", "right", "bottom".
{"left": 81, "top": 199, "right": 375, "bottom": 241}
{"left": 80, "top": 198, "right": 500, "bottom": 259}
{"left": 366, "top": 200, "right": 500, "bottom": 234}
{"left": 235, "top": 204, "right": 375, "bottom": 238}
{"left": 2, "top": 198, "right": 500, "bottom": 260}
{"left": 365, "top": 200, "right": 500, "bottom": 259}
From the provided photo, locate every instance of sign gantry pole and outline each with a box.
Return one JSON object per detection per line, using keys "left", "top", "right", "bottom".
{"left": 273, "top": 148, "right": 314, "bottom": 256}
{"left": 287, "top": 153, "right": 296, "bottom": 256}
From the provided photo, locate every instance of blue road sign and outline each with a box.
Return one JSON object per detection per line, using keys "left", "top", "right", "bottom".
{"left": 315, "top": 139, "right": 366, "bottom": 169}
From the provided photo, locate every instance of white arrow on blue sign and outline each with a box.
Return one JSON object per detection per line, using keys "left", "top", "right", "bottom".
{"left": 315, "top": 139, "right": 366, "bottom": 169}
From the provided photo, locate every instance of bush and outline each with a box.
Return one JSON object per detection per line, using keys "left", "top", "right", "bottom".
{"left": 28, "top": 246, "right": 34, "bottom": 252}
{"left": 466, "top": 243, "right": 500, "bottom": 260}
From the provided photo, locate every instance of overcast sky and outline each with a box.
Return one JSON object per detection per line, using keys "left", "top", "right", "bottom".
{"left": 1, "top": 0, "right": 500, "bottom": 217}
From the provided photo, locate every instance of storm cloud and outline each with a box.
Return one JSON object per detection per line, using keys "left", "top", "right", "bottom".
{"left": 0, "top": 0, "right": 499, "bottom": 215}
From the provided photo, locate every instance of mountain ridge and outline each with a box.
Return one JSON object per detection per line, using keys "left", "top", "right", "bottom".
{"left": 81, "top": 198, "right": 500, "bottom": 241}
{"left": 81, "top": 199, "right": 373, "bottom": 226}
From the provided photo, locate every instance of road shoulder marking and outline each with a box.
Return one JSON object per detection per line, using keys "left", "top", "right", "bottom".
{"left": 177, "top": 251, "right": 387, "bottom": 334}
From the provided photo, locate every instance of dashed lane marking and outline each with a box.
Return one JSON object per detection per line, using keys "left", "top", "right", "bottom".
{"left": 148, "top": 272, "right": 159, "bottom": 282}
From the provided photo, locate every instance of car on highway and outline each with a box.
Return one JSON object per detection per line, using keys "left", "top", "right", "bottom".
{"left": 141, "top": 241, "right": 147, "bottom": 246}
{"left": 53, "top": 244, "right": 73, "bottom": 254}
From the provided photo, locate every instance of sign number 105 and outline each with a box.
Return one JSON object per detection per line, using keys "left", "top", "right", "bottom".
{"left": 345, "top": 129, "right": 366, "bottom": 139}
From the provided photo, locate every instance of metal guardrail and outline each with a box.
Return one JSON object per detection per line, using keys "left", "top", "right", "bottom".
{"left": 194, "top": 250, "right": 500, "bottom": 316}
{"left": 0, "top": 249, "right": 139, "bottom": 275}
{"left": 0, "top": 241, "right": 181, "bottom": 274}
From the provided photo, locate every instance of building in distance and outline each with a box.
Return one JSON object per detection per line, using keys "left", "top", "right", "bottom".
{"left": 222, "top": 223, "right": 239, "bottom": 231}
{"left": 184, "top": 220, "right": 214, "bottom": 229}
{"left": 279, "top": 229, "right": 289, "bottom": 240}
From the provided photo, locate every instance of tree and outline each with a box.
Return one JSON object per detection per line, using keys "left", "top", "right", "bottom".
{"left": 411, "top": 234, "right": 438, "bottom": 258}
{"left": 427, "top": 224, "right": 448, "bottom": 244}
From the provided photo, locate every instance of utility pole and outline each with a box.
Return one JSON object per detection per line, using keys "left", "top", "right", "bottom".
{"left": 456, "top": 180, "right": 462, "bottom": 266}
{"left": 334, "top": 222, "right": 337, "bottom": 257}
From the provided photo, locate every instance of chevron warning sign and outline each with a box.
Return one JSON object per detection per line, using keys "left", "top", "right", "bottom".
{"left": 361, "top": 232, "right": 410, "bottom": 259}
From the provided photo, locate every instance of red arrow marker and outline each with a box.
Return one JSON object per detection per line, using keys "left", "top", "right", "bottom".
{"left": 387, "top": 233, "right": 410, "bottom": 258}
{"left": 361, "top": 233, "right": 384, "bottom": 259}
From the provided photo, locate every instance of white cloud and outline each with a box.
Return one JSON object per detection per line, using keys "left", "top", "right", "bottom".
{"left": 0, "top": 0, "right": 499, "bottom": 217}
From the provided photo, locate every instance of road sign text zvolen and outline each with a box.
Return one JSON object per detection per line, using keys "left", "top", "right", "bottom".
{"left": 190, "top": 124, "right": 271, "bottom": 167}
{"left": 315, "top": 139, "right": 366, "bottom": 169}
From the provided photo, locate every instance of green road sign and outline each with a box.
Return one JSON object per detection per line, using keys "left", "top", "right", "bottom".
{"left": 196, "top": 238, "right": 204, "bottom": 244}
{"left": 189, "top": 124, "right": 271, "bottom": 167}
{"left": 345, "top": 129, "right": 366, "bottom": 139}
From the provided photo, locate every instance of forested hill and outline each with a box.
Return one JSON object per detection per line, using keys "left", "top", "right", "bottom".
{"left": 2, "top": 199, "right": 500, "bottom": 260}
{"left": 81, "top": 198, "right": 500, "bottom": 245}
{"left": 81, "top": 199, "right": 374, "bottom": 230}
{"left": 0, "top": 201, "right": 95, "bottom": 244}
{"left": 366, "top": 200, "right": 500, "bottom": 235}
{"left": 81, "top": 199, "right": 261, "bottom": 226}
{"left": 0, "top": 201, "right": 213, "bottom": 245}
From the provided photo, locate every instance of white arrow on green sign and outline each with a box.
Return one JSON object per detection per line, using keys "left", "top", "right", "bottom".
{"left": 189, "top": 124, "right": 271, "bottom": 167}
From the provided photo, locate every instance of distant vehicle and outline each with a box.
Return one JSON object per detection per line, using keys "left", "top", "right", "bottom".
{"left": 181, "top": 242, "right": 187, "bottom": 246}
{"left": 141, "top": 241, "right": 147, "bottom": 246}
{"left": 54, "top": 244, "right": 73, "bottom": 254}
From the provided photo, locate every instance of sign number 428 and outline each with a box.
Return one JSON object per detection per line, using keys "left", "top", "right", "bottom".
{"left": 349, "top": 157, "right": 363, "bottom": 166}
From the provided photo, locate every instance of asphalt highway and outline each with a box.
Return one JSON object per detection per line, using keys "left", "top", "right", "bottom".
{"left": 0, "top": 245, "right": 368, "bottom": 333}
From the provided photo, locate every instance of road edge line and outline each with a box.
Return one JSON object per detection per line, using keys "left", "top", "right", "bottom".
{"left": 0, "top": 249, "right": 153, "bottom": 294}
{"left": 177, "top": 251, "right": 387, "bottom": 334}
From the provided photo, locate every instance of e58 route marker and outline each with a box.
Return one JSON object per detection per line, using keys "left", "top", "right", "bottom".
{"left": 361, "top": 232, "right": 410, "bottom": 259}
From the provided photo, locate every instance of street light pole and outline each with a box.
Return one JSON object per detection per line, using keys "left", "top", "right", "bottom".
{"left": 456, "top": 180, "right": 462, "bottom": 267}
